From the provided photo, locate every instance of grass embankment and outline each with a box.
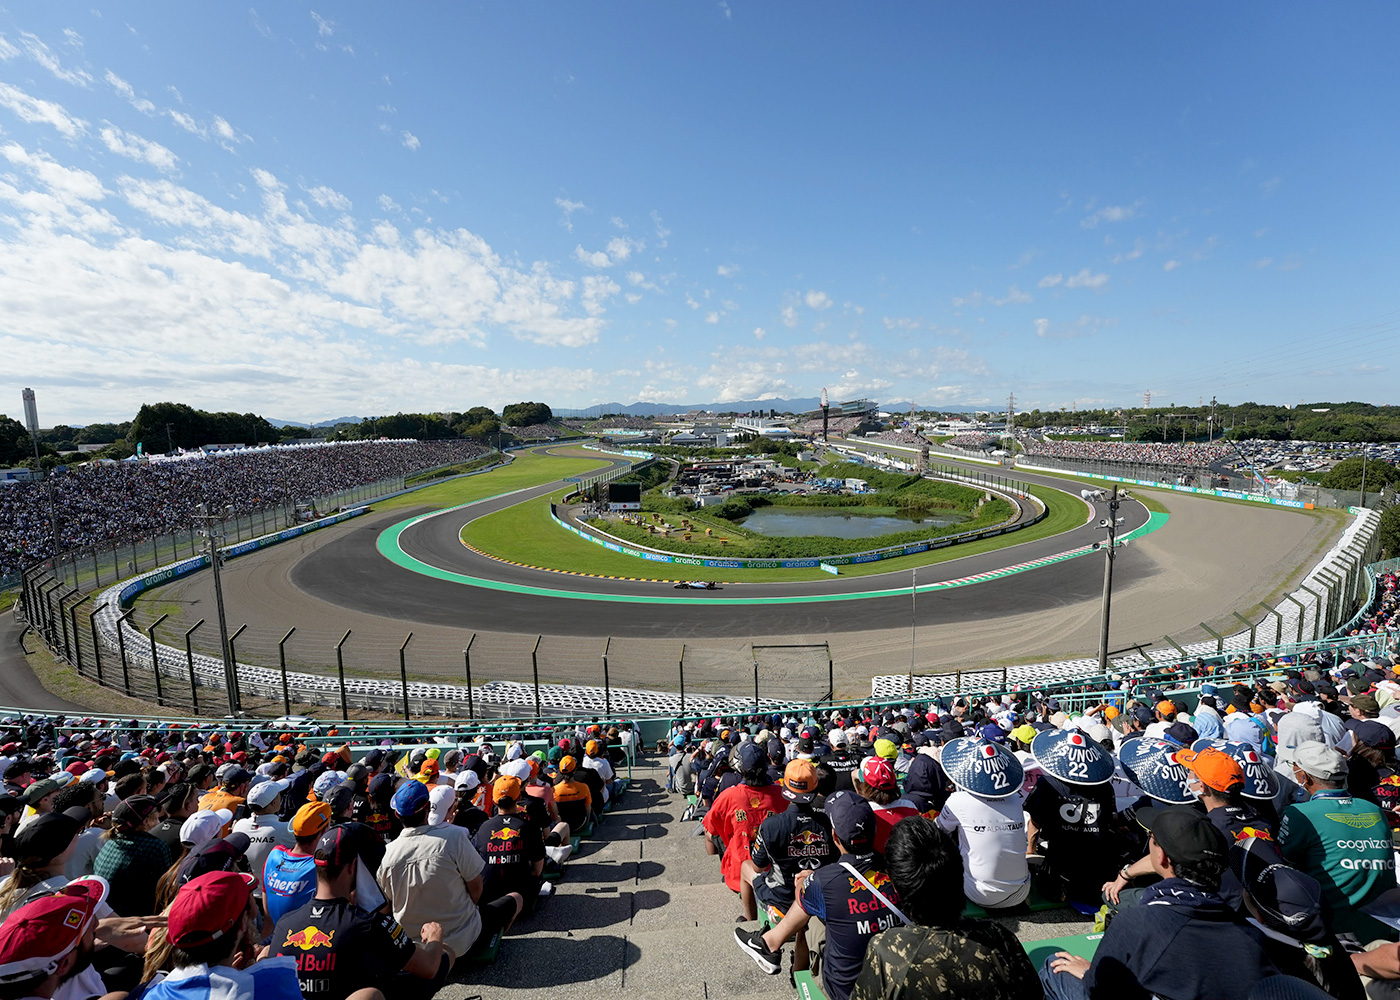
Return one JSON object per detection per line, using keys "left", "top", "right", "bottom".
{"left": 461, "top": 480, "right": 1085, "bottom": 582}
{"left": 373, "top": 449, "right": 612, "bottom": 513}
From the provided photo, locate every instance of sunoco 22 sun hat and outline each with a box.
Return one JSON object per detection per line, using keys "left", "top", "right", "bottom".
{"left": 939, "top": 736, "right": 1024, "bottom": 799}
{"left": 1030, "top": 728, "right": 1115, "bottom": 786}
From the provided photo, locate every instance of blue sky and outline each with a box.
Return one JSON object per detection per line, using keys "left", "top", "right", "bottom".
{"left": 2, "top": 4, "right": 1398, "bottom": 425}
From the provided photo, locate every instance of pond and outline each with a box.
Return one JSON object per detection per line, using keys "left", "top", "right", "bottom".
{"left": 736, "top": 505, "right": 969, "bottom": 539}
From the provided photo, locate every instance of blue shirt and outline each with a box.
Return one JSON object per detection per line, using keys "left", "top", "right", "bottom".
{"left": 263, "top": 846, "right": 318, "bottom": 925}
{"left": 129, "top": 957, "right": 303, "bottom": 1000}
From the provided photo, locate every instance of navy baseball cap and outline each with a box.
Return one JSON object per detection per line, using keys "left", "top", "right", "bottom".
{"left": 738, "top": 741, "right": 766, "bottom": 772}
{"left": 823, "top": 791, "right": 874, "bottom": 852}
{"left": 390, "top": 779, "right": 431, "bottom": 818}
{"left": 314, "top": 823, "right": 374, "bottom": 868}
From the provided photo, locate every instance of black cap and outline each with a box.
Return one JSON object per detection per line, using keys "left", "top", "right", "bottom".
{"left": 177, "top": 833, "right": 251, "bottom": 885}
{"left": 1140, "top": 804, "right": 1228, "bottom": 866}
{"left": 111, "top": 794, "right": 159, "bottom": 830}
{"left": 9, "top": 807, "right": 89, "bottom": 862}
{"left": 823, "top": 790, "right": 875, "bottom": 852}
{"left": 1229, "top": 836, "right": 1326, "bottom": 943}
{"left": 314, "top": 822, "right": 375, "bottom": 868}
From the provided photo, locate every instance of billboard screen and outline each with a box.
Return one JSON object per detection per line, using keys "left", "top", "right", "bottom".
{"left": 606, "top": 482, "right": 642, "bottom": 510}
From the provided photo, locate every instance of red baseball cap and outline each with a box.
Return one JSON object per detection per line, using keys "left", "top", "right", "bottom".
{"left": 0, "top": 877, "right": 108, "bottom": 984}
{"left": 860, "top": 756, "right": 897, "bottom": 791}
{"left": 167, "top": 871, "right": 255, "bottom": 949}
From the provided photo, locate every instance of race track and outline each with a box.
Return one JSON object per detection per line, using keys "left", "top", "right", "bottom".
{"left": 137, "top": 445, "right": 1342, "bottom": 695}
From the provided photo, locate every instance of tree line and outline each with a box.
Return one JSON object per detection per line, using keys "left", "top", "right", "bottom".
{"left": 0, "top": 400, "right": 556, "bottom": 468}
{"left": 1014, "top": 401, "right": 1400, "bottom": 443}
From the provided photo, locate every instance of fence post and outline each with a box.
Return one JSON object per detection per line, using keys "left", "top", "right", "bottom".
{"left": 227, "top": 624, "right": 247, "bottom": 713}
{"left": 185, "top": 619, "right": 204, "bottom": 712}
{"left": 1257, "top": 604, "right": 1281, "bottom": 647}
{"left": 69, "top": 594, "right": 93, "bottom": 675}
{"left": 678, "top": 648, "right": 686, "bottom": 716}
{"left": 1232, "top": 611, "right": 1256, "bottom": 649}
{"left": 464, "top": 633, "right": 476, "bottom": 720}
{"left": 531, "top": 634, "right": 542, "bottom": 721}
{"left": 1299, "top": 586, "right": 1325, "bottom": 641}
{"left": 1284, "top": 594, "right": 1307, "bottom": 645}
{"left": 1198, "top": 622, "right": 1224, "bottom": 654}
{"left": 88, "top": 603, "right": 106, "bottom": 683}
{"left": 116, "top": 610, "right": 134, "bottom": 695}
{"left": 399, "top": 632, "right": 414, "bottom": 721}
{"left": 1163, "top": 635, "right": 1188, "bottom": 659}
{"left": 336, "top": 630, "right": 352, "bottom": 721}
{"left": 146, "top": 613, "right": 169, "bottom": 706}
{"left": 601, "top": 637, "right": 611, "bottom": 718}
{"left": 56, "top": 588, "right": 77, "bottom": 663}
{"left": 279, "top": 628, "right": 295, "bottom": 716}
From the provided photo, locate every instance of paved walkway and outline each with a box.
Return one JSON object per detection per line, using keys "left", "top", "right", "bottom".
{"left": 437, "top": 756, "right": 1091, "bottom": 1000}
{"left": 0, "top": 614, "right": 83, "bottom": 712}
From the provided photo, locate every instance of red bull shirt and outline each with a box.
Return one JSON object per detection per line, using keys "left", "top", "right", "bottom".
{"left": 474, "top": 813, "right": 546, "bottom": 903}
{"left": 798, "top": 853, "right": 901, "bottom": 1000}
{"left": 271, "top": 896, "right": 416, "bottom": 1000}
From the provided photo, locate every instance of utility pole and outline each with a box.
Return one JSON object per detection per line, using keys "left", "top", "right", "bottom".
{"left": 166, "top": 423, "right": 175, "bottom": 454}
{"left": 1360, "top": 449, "right": 1369, "bottom": 508}
{"left": 908, "top": 565, "right": 917, "bottom": 696}
{"left": 1097, "top": 485, "right": 1121, "bottom": 674}
{"left": 1208, "top": 396, "right": 1217, "bottom": 443}
{"left": 195, "top": 503, "right": 239, "bottom": 714}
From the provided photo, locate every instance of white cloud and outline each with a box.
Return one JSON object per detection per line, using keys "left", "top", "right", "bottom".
{"left": 805, "top": 289, "right": 832, "bottom": 309}
{"left": 14, "top": 31, "right": 93, "bottom": 87}
{"left": 626, "top": 271, "right": 646, "bottom": 286}
{"left": 753, "top": 326, "right": 765, "bottom": 340}
{"left": 952, "top": 291, "right": 982, "bottom": 308}
{"left": 780, "top": 305, "right": 798, "bottom": 328}
{"left": 1034, "top": 318, "right": 1051, "bottom": 338}
{"left": 311, "top": 11, "right": 336, "bottom": 36}
{"left": 1034, "top": 314, "right": 1116, "bottom": 339}
{"left": 651, "top": 209, "right": 670, "bottom": 247}
{"left": 99, "top": 125, "right": 178, "bottom": 172}
{"left": 574, "top": 245, "right": 611, "bottom": 268}
{"left": 684, "top": 293, "right": 700, "bottom": 310}
{"left": 704, "top": 311, "right": 719, "bottom": 324}
{"left": 605, "top": 235, "right": 641, "bottom": 261}
{"left": 1111, "top": 239, "right": 1145, "bottom": 264}
{"left": 1064, "top": 268, "right": 1109, "bottom": 290}
{"left": 1261, "top": 176, "right": 1282, "bottom": 197}
{"left": 1163, "top": 259, "right": 1180, "bottom": 271}
{"left": 0, "top": 82, "right": 87, "bottom": 138}
{"left": 377, "top": 193, "right": 401, "bottom": 213}
{"left": 1080, "top": 200, "right": 1143, "bottom": 229}
{"left": 400, "top": 130, "right": 420, "bottom": 151}
{"left": 719, "top": 0, "right": 732, "bottom": 17}
{"left": 307, "top": 185, "right": 351, "bottom": 212}
{"left": 1253, "top": 257, "right": 1273, "bottom": 269}
{"left": 167, "top": 109, "right": 204, "bottom": 137}
{"left": 104, "top": 71, "right": 155, "bottom": 115}
{"left": 556, "top": 197, "right": 585, "bottom": 232}
{"left": 717, "top": 263, "right": 738, "bottom": 277}
{"left": 610, "top": 215, "right": 626, "bottom": 230}
{"left": 0, "top": 35, "right": 19, "bottom": 60}
{"left": 1038, "top": 273, "right": 1062, "bottom": 288}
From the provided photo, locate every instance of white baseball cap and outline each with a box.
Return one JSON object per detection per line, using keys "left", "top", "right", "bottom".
{"left": 179, "top": 808, "right": 233, "bottom": 847}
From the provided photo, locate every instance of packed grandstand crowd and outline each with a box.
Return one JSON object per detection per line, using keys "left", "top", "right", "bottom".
{"left": 655, "top": 639, "right": 1400, "bottom": 1000}
{"left": 947, "top": 432, "right": 996, "bottom": 450}
{"left": 861, "top": 430, "right": 927, "bottom": 447}
{"left": 1023, "top": 438, "right": 1235, "bottom": 469}
{"left": 0, "top": 715, "right": 635, "bottom": 1000}
{"left": 0, "top": 440, "right": 489, "bottom": 577}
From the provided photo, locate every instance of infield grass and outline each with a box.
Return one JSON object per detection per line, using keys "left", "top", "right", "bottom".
{"left": 459, "top": 481, "right": 1091, "bottom": 583}
{"left": 372, "top": 449, "right": 613, "bottom": 512}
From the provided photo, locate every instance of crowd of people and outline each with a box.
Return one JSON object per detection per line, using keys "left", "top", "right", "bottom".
{"left": 863, "top": 430, "right": 928, "bottom": 448}
{"left": 0, "top": 716, "right": 634, "bottom": 1000}
{"left": 946, "top": 432, "right": 996, "bottom": 450}
{"left": 0, "top": 440, "right": 489, "bottom": 578}
{"left": 1024, "top": 438, "right": 1234, "bottom": 469}
{"left": 668, "top": 639, "right": 1400, "bottom": 1000}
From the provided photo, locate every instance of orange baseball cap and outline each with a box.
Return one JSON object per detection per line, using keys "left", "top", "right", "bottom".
{"left": 782, "top": 760, "right": 819, "bottom": 803}
{"left": 291, "top": 801, "right": 333, "bottom": 838}
{"left": 559, "top": 755, "right": 578, "bottom": 774}
{"left": 1156, "top": 700, "right": 1176, "bottom": 716}
{"left": 493, "top": 776, "right": 523, "bottom": 802}
{"left": 1103, "top": 706, "right": 1120, "bottom": 721}
{"left": 1176, "top": 747, "right": 1243, "bottom": 794}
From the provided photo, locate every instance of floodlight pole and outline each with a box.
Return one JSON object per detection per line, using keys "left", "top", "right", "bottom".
{"left": 1096, "top": 485, "right": 1121, "bottom": 674}
{"left": 195, "top": 504, "right": 238, "bottom": 715}
{"left": 908, "top": 566, "right": 917, "bottom": 696}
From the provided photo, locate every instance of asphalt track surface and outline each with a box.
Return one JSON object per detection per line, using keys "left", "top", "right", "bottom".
{"left": 290, "top": 448, "right": 1155, "bottom": 638}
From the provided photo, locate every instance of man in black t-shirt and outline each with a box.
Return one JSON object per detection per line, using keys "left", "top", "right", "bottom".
{"left": 1024, "top": 772, "right": 1119, "bottom": 905}
{"left": 474, "top": 776, "right": 546, "bottom": 914}
{"left": 820, "top": 731, "right": 860, "bottom": 794}
{"left": 740, "top": 758, "right": 838, "bottom": 973}
{"left": 272, "top": 822, "right": 451, "bottom": 1000}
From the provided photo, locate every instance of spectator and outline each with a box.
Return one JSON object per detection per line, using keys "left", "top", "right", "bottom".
{"left": 1279, "top": 741, "right": 1398, "bottom": 943}
{"left": 1024, "top": 728, "right": 1120, "bottom": 905}
{"left": 473, "top": 777, "right": 547, "bottom": 916}
{"left": 232, "top": 779, "right": 293, "bottom": 899}
{"left": 734, "top": 792, "right": 900, "bottom": 1000}
{"left": 551, "top": 756, "right": 592, "bottom": 836}
{"left": 379, "top": 780, "right": 520, "bottom": 963}
{"left": 93, "top": 796, "right": 169, "bottom": 918}
{"left": 739, "top": 759, "right": 836, "bottom": 931}
{"left": 264, "top": 802, "right": 332, "bottom": 925}
{"left": 935, "top": 738, "right": 1031, "bottom": 910}
{"left": 0, "top": 807, "right": 99, "bottom": 917}
{"left": 853, "top": 757, "right": 918, "bottom": 854}
{"left": 1040, "top": 805, "right": 1280, "bottom": 1000}
{"left": 198, "top": 769, "right": 251, "bottom": 816}
{"left": 0, "top": 878, "right": 112, "bottom": 1000}
{"left": 128, "top": 871, "right": 303, "bottom": 1000}
{"left": 272, "top": 823, "right": 450, "bottom": 1000}
{"left": 1231, "top": 836, "right": 1364, "bottom": 1000}
{"left": 850, "top": 817, "right": 1040, "bottom": 1000}
{"left": 150, "top": 784, "right": 197, "bottom": 855}
{"left": 55, "top": 782, "right": 106, "bottom": 881}
{"left": 703, "top": 742, "right": 788, "bottom": 902}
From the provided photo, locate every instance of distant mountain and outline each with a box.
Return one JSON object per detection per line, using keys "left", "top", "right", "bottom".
{"left": 268, "top": 416, "right": 363, "bottom": 428}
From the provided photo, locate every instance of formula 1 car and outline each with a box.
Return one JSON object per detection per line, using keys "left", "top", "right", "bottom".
{"left": 674, "top": 580, "right": 720, "bottom": 590}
